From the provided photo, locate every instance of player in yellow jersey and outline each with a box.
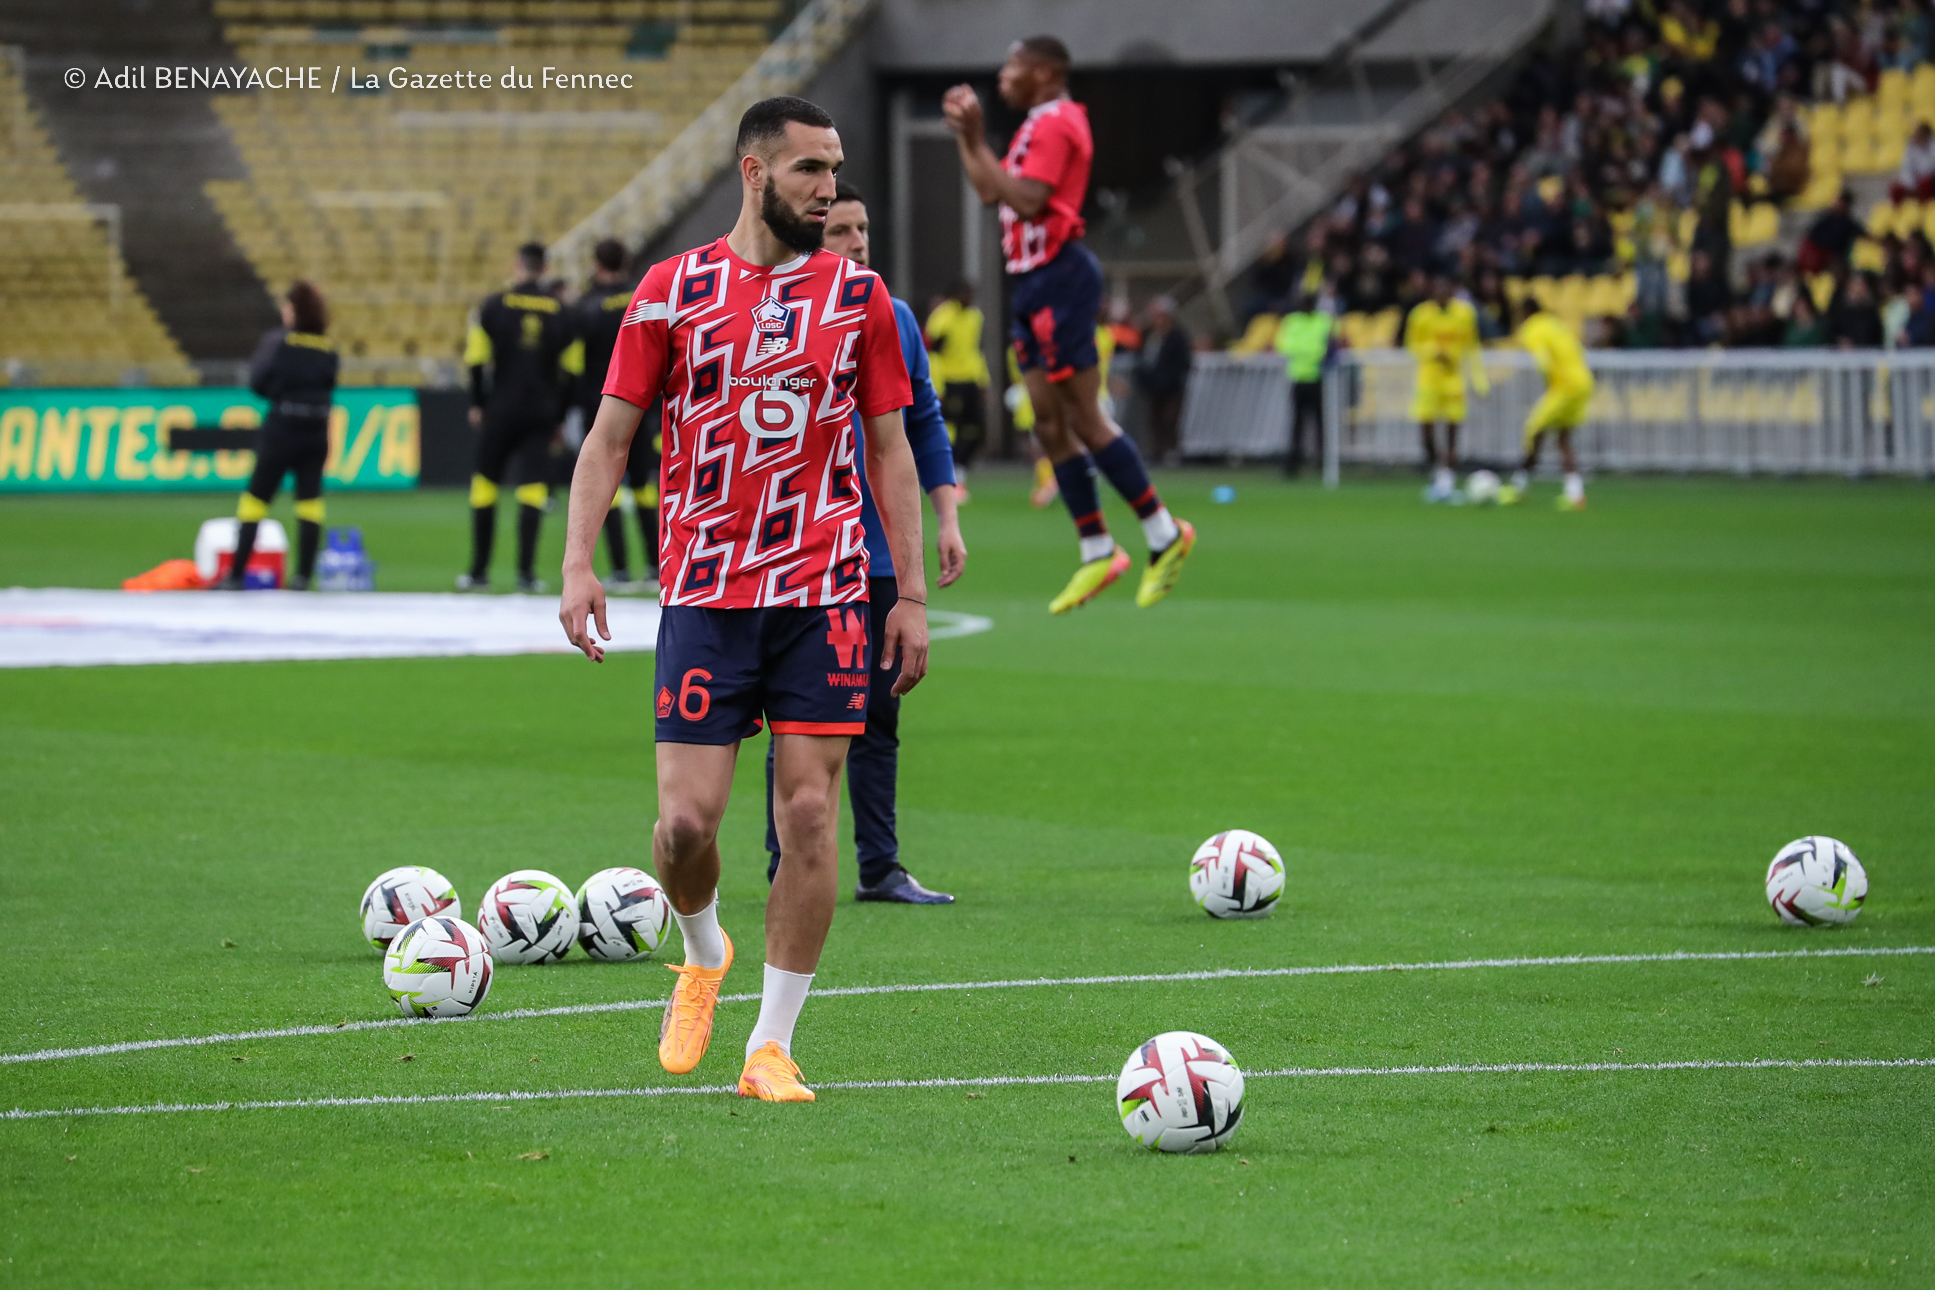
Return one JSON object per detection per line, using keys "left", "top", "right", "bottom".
{"left": 1500, "top": 304, "right": 1593, "bottom": 511}
{"left": 1404, "top": 272, "right": 1489, "bottom": 502}
{"left": 925, "top": 281, "right": 991, "bottom": 502}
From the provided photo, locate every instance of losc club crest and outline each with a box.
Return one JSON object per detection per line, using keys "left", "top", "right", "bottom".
{"left": 749, "top": 296, "right": 799, "bottom": 357}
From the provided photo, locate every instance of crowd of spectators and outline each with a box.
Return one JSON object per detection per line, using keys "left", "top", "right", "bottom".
{"left": 1237, "top": 0, "right": 1935, "bottom": 350}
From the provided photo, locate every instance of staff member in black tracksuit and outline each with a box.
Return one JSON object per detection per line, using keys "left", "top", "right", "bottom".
{"left": 567, "top": 238, "right": 660, "bottom": 590}
{"left": 458, "top": 241, "right": 578, "bottom": 593}
{"left": 220, "top": 280, "right": 338, "bottom": 591}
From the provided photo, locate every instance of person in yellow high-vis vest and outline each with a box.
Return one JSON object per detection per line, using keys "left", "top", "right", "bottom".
{"left": 1272, "top": 289, "right": 1337, "bottom": 476}
{"left": 1404, "top": 271, "right": 1489, "bottom": 502}
{"left": 1500, "top": 304, "right": 1594, "bottom": 511}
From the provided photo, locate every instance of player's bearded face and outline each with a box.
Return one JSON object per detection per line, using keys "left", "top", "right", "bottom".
{"left": 760, "top": 176, "right": 826, "bottom": 254}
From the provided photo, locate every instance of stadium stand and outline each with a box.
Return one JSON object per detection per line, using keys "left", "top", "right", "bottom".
{"left": 1228, "top": 0, "right": 1935, "bottom": 351}
{"left": 203, "top": 0, "right": 790, "bottom": 379}
{"left": 0, "top": 48, "right": 196, "bottom": 386}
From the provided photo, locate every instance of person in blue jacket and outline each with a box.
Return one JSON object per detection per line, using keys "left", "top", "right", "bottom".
{"left": 763, "top": 181, "right": 968, "bottom": 904}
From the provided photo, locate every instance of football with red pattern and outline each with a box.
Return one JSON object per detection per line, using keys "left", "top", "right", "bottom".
{"left": 1188, "top": 829, "right": 1285, "bottom": 919}
{"left": 359, "top": 865, "right": 460, "bottom": 949}
{"left": 382, "top": 916, "right": 493, "bottom": 1018}
{"left": 1115, "top": 1031, "right": 1246, "bottom": 1153}
{"left": 477, "top": 869, "right": 578, "bottom": 964}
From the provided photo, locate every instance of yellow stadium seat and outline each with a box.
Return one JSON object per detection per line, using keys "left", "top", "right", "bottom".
{"left": 1228, "top": 313, "right": 1279, "bottom": 355}
{"left": 1853, "top": 237, "right": 1888, "bottom": 273}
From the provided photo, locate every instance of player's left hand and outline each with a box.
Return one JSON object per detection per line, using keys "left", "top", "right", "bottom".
{"left": 936, "top": 521, "right": 967, "bottom": 588}
{"left": 881, "top": 599, "right": 929, "bottom": 697}
{"left": 941, "top": 85, "right": 983, "bottom": 141}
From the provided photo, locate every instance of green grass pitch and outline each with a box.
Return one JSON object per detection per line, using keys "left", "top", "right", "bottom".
{"left": 2, "top": 473, "right": 1932, "bottom": 1286}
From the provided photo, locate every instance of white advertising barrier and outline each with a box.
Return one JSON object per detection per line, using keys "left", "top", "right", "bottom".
{"left": 0, "top": 589, "right": 992, "bottom": 669}
{"left": 1179, "top": 349, "right": 1935, "bottom": 479}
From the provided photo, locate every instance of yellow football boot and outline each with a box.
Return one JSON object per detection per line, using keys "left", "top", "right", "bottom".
{"left": 1135, "top": 519, "right": 1196, "bottom": 608}
{"left": 1496, "top": 484, "right": 1522, "bottom": 506}
{"left": 658, "top": 929, "right": 732, "bottom": 1074}
{"left": 1048, "top": 546, "right": 1130, "bottom": 614}
{"left": 738, "top": 1041, "right": 816, "bottom": 1102}
{"left": 1555, "top": 494, "right": 1587, "bottom": 512}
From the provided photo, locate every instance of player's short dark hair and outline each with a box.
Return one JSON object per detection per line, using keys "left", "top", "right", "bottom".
{"left": 833, "top": 180, "right": 865, "bottom": 207}
{"left": 593, "top": 238, "right": 626, "bottom": 273}
{"left": 1016, "top": 35, "right": 1071, "bottom": 74}
{"left": 735, "top": 95, "right": 836, "bottom": 159}
{"left": 286, "top": 279, "right": 327, "bottom": 333}
{"left": 516, "top": 241, "right": 546, "bottom": 274}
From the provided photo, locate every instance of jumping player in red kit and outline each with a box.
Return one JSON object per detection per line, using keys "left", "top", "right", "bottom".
{"left": 944, "top": 35, "right": 1195, "bottom": 613}
{"left": 559, "top": 96, "right": 928, "bottom": 1103}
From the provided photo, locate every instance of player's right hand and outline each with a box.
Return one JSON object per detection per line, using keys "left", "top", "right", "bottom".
{"left": 941, "top": 85, "right": 983, "bottom": 140}
{"left": 559, "top": 566, "right": 610, "bottom": 663}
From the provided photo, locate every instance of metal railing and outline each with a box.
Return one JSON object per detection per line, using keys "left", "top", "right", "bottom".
{"left": 1179, "top": 349, "right": 1935, "bottom": 480}
{"left": 548, "top": 0, "right": 877, "bottom": 286}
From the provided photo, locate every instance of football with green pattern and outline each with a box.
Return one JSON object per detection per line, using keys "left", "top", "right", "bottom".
{"left": 1765, "top": 835, "right": 1867, "bottom": 927}
{"left": 478, "top": 869, "right": 578, "bottom": 964}
{"left": 382, "top": 916, "right": 493, "bottom": 1018}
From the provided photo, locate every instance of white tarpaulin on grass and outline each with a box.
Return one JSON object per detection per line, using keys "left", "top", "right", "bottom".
{"left": 0, "top": 588, "right": 658, "bottom": 668}
{"left": 0, "top": 589, "right": 992, "bottom": 669}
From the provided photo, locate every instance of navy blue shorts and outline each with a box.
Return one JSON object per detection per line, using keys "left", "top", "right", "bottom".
{"left": 654, "top": 605, "right": 871, "bottom": 745}
{"left": 1010, "top": 242, "right": 1102, "bottom": 381}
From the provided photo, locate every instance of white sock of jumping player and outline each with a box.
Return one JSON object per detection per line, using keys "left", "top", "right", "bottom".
{"left": 1141, "top": 507, "right": 1180, "bottom": 553}
{"left": 1078, "top": 533, "right": 1116, "bottom": 563}
{"left": 747, "top": 963, "right": 814, "bottom": 1057}
{"left": 672, "top": 896, "right": 727, "bottom": 969}
{"left": 1564, "top": 472, "right": 1585, "bottom": 502}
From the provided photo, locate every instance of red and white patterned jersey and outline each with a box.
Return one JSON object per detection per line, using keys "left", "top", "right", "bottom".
{"left": 999, "top": 98, "right": 1092, "bottom": 274}
{"left": 603, "top": 237, "right": 912, "bottom": 608}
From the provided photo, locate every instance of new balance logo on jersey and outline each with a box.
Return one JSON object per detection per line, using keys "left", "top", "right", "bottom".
{"left": 750, "top": 296, "right": 798, "bottom": 357}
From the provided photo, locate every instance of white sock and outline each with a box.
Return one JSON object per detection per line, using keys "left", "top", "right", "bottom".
{"left": 1564, "top": 472, "right": 1584, "bottom": 501}
{"left": 1141, "top": 506, "right": 1180, "bottom": 553}
{"left": 672, "top": 896, "right": 726, "bottom": 969}
{"left": 1433, "top": 467, "right": 1454, "bottom": 492}
{"left": 1511, "top": 469, "right": 1529, "bottom": 491}
{"left": 746, "top": 963, "right": 813, "bottom": 1057}
{"left": 1078, "top": 533, "right": 1115, "bottom": 563}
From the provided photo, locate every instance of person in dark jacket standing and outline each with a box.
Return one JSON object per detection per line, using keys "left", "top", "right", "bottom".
{"left": 220, "top": 280, "right": 338, "bottom": 591}
{"left": 1134, "top": 296, "right": 1191, "bottom": 464}
{"left": 568, "top": 238, "right": 658, "bottom": 589}
{"left": 459, "top": 241, "right": 578, "bottom": 593}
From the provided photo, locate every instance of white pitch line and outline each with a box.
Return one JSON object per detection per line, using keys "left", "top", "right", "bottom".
{"left": 5, "top": 944, "right": 1929, "bottom": 1067}
{"left": 5, "top": 1057, "right": 1931, "bottom": 1122}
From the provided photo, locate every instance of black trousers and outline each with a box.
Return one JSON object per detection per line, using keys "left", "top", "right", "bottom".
{"left": 764, "top": 576, "right": 902, "bottom": 888}
{"left": 245, "top": 425, "right": 327, "bottom": 502}
{"left": 1287, "top": 381, "right": 1324, "bottom": 475}
{"left": 940, "top": 383, "right": 985, "bottom": 467}
{"left": 475, "top": 412, "right": 552, "bottom": 485}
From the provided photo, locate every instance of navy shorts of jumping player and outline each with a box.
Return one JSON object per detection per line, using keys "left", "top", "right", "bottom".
{"left": 1009, "top": 241, "right": 1103, "bottom": 380}
{"left": 653, "top": 604, "right": 870, "bottom": 745}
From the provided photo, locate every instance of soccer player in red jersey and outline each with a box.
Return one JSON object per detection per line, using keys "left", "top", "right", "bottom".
{"left": 944, "top": 35, "right": 1195, "bottom": 613}
{"left": 558, "top": 97, "right": 929, "bottom": 1103}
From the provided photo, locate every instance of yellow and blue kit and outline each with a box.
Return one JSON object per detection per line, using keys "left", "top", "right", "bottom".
{"left": 1404, "top": 297, "right": 1488, "bottom": 424}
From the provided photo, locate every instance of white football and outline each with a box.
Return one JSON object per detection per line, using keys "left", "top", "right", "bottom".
{"left": 576, "top": 866, "right": 673, "bottom": 961}
{"left": 1116, "top": 1031, "right": 1246, "bottom": 1154}
{"left": 477, "top": 869, "right": 578, "bottom": 964}
{"left": 360, "top": 865, "right": 460, "bottom": 949}
{"left": 383, "top": 916, "right": 494, "bottom": 1017}
{"left": 1189, "top": 830, "right": 1285, "bottom": 919}
{"left": 1766, "top": 835, "right": 1867, "bottom": 927}
{"left": 1465, "top": 469, "right": 1501, "bottom": 504}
